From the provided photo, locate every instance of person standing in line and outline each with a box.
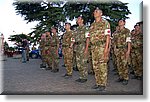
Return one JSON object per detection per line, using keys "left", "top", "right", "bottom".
{"left": 62, "top": 23, "right": 74, "bottom": 78}
{"left": 72, "top": 25, "right": 78, "bottom": 71}
{"left": 111, "top": 26, "right": 120, "bottom": 74}
{"left": 39, "top": 33, "right": 47, "bottom": 68}
{"left": 87, "top": 43, "right": 94, "bottom": 75}
{"left": 50, "top": 27, "right": 59, "bottom": 73}
{"left": 89, "top": 8, "right": 111, "bottom": 91}
{"left": 113, "top": 19, "right": 131, "bottom": 85}
{"left": 70, "top": 16, "right": 90, "bottom": 83}
{"left": 45, "top": 31, "right": 53, "bottom": 70}
{"left": 130, "top": 24, "right": 143, "bottom": 80}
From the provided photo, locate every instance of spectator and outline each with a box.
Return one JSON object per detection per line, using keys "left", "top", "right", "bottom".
{"left": 21, "top": 39, "right": 28, "bottom": 63}
{"left": 0, "top": 33, "right": 4, "bottom": 55}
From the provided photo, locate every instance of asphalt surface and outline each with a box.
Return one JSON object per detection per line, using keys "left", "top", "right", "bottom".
{"left": 1, "top": 55, "right": 143, "bottom": 95}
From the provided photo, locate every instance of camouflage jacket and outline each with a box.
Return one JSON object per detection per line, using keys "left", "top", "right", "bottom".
{"left": 39, "top": 38, "right": 46, "bottom": 49}
{"left": 89, "top": 19, "right": 111, "bottom": 47}
{"left": 113, "top": 27, "right": 131, "bottom": 48}
{"left": 73, "top": 25, "right": 89, "bottom": 44}
{"left": 51, "top": 34, "right": 59, "bottom": 47}
{"left": 62, "top": 30, "right": 73, "bottom": 47}
{"left": 45, "top": 36, "right": 51, "bottom": 48}
{"left": 73, "top": 25, "right": 89, "bottom": 52}
{"left": 131, "top": 32, "right": 143, "bottom": 49}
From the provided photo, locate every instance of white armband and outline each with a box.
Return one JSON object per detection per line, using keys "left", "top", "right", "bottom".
{"left": 126, "top": 37, "right": 131, "bottom": 42}
{"left": 71, "top": 38, "right": 75, "bottom": 42}
{"left": 105, "top": 29, "right": 111, "bottom": 35}
{"left": 85, "top": 32, "right": 90, "bottom": 38}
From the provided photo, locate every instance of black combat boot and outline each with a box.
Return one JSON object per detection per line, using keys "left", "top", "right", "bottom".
{"left": 116, "top": 78, "right": 124, "bottom": 82}
{"left": 75, "top": 78, "right": 87, "bottom": 83}
{"left": 99, "top": 86, "right": 106, "bottom": 91}
{"left": 73, "top": 66, "right": 79, "bottom": 71}
{"left": 122, "top": 79, "right": 128, "bottom": 85}
{"left": 91, "top": 84, "right": 101, "bottom": 89}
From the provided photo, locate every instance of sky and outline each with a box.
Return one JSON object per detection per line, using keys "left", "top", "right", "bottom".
{"left": 0, "top": 0, "right": 143, "bottom": 47}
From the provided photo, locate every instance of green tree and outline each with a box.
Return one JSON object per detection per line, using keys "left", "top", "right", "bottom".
{"left": 8, "top": 33, "right": 30, "bottom": 45}
{"left": 4, "top": 41, "right": 9, "bottom": 51}
{"left": 13, "top": 0, "right": 131, "bottom": 44}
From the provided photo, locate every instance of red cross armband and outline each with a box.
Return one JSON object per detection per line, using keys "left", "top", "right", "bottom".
{"left": 105, "top": 29, "right": 111, "bottom": 36}
{"left": 71, "top": 38, "right": 75, "bottom": 42}
{"left": 126, "top": 37, "right": 131, "bottom": 43}
{"left": 85, "top": 32, "right": 90, "bottom": 38}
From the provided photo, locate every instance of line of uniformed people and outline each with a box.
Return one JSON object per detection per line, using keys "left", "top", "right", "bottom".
{"left": 38, "top": 7, "right": 143, "bottom": 91}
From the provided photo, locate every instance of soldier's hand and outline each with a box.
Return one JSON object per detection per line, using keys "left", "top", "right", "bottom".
{"left": 103, "top": 49, "right": 108, "bottom": 63}
{"left": 84, "top": 49, "right": 88, "bottom": 57}
{"left": 56, "top": 49, "right": 58, "bottom": 56}
{"left": 126, "top": 51, "right": 130, "bottom": 60}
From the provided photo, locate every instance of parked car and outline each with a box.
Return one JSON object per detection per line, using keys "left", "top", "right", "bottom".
{"left": 29, "top": 49, "right": 40, "bottom": 59}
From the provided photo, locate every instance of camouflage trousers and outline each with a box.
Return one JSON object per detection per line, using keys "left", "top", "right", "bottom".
{"left": 91, "top": 46, "right": 108, "bottom": 86}
{"left": 76, "top": 50, "right": 88, "bottom": 79}
{"left": 130, "top": 49, "right": 143, "bottom": 77}
{"left": 116, "top": 48, "right": 129, "bottom": 80}
{"left": 113, "top": 47, "right": 118, "bottom": 71}
{"left": 63, "top": 47, "right": 73, "bottom": 75}
{"left": 41, "top": 48, "right": 47, "bottom": 66}
{"left": 73, "top": 51, "right": 77, "bottom": 68}
{"left": 88, "top": 50, "right": 94, "bottom": 74}
{"left": 50, "top": 47, "right": 59, "bottom": 70}
{"left": 45, "top": 47, "right": 52, "bottom": 68}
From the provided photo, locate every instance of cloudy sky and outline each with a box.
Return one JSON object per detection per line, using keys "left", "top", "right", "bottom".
{"left": 0, "top": 0, "right": 143, "bottom": 46}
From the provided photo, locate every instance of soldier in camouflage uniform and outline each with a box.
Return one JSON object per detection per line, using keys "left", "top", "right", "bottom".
{"left": 88, "top": 43, "right": 94, "bottom": 75}
{"left": 44, "top": 31, "right": 52, "bottom": 70}
{"left": 113, "top": 19, "right": 131, "bottom": 85}
{"left": 39, "top": 33, "right": 47, "bottom": 68}
{"left": 62, "top": 23, "right": 73, "bottom": 77}
{"left": 129, "top": 29, "right": 136, "bottom": 75}
{"left": 71, "top": 16, "right": 90, "bottom": 83}
{"left": 71, "top": 25, "right": 78, "bottom": 71}
{"left": 130, "top": 24, "right": 143, "bottom": 80}
{"left": 89, "top": 8, "right": 111, "bottom": 91}
{"left": 50, "top": 27, "right": 59, "bottom": 73}
{"left": 111, "top": 26, "right": 120, "bottom": 74}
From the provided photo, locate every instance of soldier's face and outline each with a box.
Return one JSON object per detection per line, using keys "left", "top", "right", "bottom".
{"left": 65, "top": 24, "right": 70, "bottom": 30}
{"left": 131, "top": 30, "right": 135, "bottom": 35}
{"left": 41, "top": 34, "right": 46, "bottom": 38}
{"left": 77, "top": 17, "right": 83, "bottom": 24}
{"left": 51, "top": 28, "right": 56, "bottom": 34}
{"left": 93, "top": 10, "right": 102, "bottom": 18}
{"left": 135, "top": 25, "right": 140, "bottom": 31}
{"left": 118, "top": 20, "right": 125, "bottom": 26}
{"left": 46, "top": 32, "right": 50, "bottom": 37}
{"left": 116, "top": 26, "right": 119, "bottom": 31}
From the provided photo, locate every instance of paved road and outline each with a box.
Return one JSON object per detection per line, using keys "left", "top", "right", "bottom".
{"left": 1, "top": 55, "right": 142, "bottom": 95}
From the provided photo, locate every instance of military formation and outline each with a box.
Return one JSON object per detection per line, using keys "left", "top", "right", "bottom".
{"left": 38, "top": 8, "right": 143, "bottom": 91}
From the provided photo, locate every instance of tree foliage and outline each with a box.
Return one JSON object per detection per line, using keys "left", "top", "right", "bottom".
{"left": 13, "top": 0, "right": 131, "bottom": 44}
{"left": 8, "top": 33, "right": 31, "bottom": 45}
